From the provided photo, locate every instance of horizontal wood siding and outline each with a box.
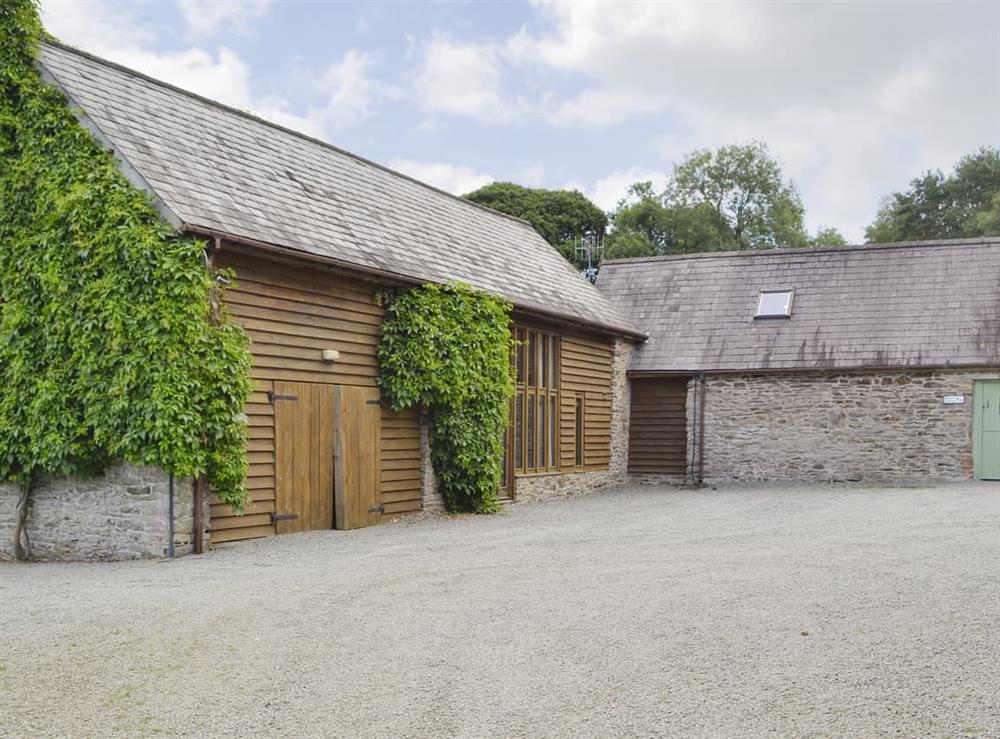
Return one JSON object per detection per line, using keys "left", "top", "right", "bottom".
{"left": 628, "top": 378, "right": 688, "bottom": 474}
{"left": 211, "top": 378, "right": 277, "bottom": 542}
{"left": 210, "top": 250, "right": 422, "bottom": 542}
{"left": 560, "top": 334, "right": 614, "bottom": 471}
{"left": 380, "top": 405, "right": 422, "bottom": 515}
{"left": 217, "top": 251, "right": 383, "bottom": 387}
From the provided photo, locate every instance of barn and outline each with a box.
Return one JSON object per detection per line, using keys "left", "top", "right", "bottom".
{"left": 597, "top": 239, "right": 1000, "bottom": 485}
{"left": 0, "top": 41, "right": 644, "bottom": 560}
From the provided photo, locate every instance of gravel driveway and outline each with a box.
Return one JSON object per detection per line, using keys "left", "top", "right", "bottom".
{"left": 2, "top": 482, "right": 999, "bottom": 738}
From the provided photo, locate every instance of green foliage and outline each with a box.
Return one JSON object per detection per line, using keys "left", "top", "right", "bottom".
{"left": 866, "top": 146, "right": 1000, "bottom": 242}
{"left": 377, "top": 282, "right": 514, "bottom": 514}
{"left": 0, "top": 0, "right": 252, "bottom": 506}
{"left": 607, "top": 141, "right": 808, "bottom": 259}
{"left": 809, "top": 226, "right": 848, "bottom": 247}
{"left": 463, "top": 182, "right": 607, "bottom": 269}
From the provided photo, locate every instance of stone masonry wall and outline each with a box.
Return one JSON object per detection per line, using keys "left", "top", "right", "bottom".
{"left": 698, "top": 369, "right": 995, "bottom": 484}
{"left": 514, "top": 338, "right": 633, "bottom": 502}
{"left": 419, "top": 412, "right": 446, "bottom": 512}
{"left": 0, "top": 464, "right": 204, "bottom": 561}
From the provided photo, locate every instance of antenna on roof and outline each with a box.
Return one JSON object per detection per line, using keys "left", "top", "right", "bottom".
{"left": 576, "top": 230, "right": 604, "bottom": 282}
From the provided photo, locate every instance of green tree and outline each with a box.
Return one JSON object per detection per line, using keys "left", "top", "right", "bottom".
{"left": 866, "top": 146, "right": 1000, "bottom": 242}
{"left": 606, "top": 141, "right": 809, "bottom": 260}
{"left": 463, "top": 182, "right": 607, "bottom": 269}
{"left": 809, "top": 226, "right": 848, "bottom": 246}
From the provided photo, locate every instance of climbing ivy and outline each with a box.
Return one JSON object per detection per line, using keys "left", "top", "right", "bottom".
{"left": 0, "top": 0, "right": 252, "bottom": 547}
{"left": 378, "top": 282, "right": 514, "bottom": 513}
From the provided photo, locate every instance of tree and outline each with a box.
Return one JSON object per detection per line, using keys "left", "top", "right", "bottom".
{"left": 463, "top": 182, "right": 608, "bottom": 269}
{"left": 866, "top": 146, "right": 1000, "bottom": 242}
{"left": 809, "top": 226, "right": 848, "bottom": 246}
{"left": 606, "top": 141, "right": 809, "bottom": 259}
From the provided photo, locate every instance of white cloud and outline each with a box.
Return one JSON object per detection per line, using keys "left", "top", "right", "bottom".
{"left": 583, "top": 167, "right": 665, "bottom": 212}
{"left": 415, "top": 0, "right": 1000, "bottom": 240}
{"left": 389, "top": 159, "right": 493, "bottom": 196}
{"left": 39, "top": 0, "right": 375, "bottom": 141}
{"left": 413, "top": 35, "right": 518, "bottom": 123}
{"left": 177, "top": 0, "right": 271, "bottom": 38}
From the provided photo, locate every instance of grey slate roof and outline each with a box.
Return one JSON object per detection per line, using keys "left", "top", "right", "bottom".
{"left": 38, "top": 41, "right": 642, "bottom": 339}
{"left": 597, "top": 239, "right": 1000, "bottom": 373}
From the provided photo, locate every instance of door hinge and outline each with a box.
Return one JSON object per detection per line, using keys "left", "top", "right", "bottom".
{"left": 368, "top": 504, "right": 385, "bottom": 514}
{"left": 271, "top": 513, "right": 300, "bottom": 523}
{"left": 268, "top": 391, "right": 299, "bottom": 403}
{"left": 366, "top": 399, "right": 382, "bottom": 405}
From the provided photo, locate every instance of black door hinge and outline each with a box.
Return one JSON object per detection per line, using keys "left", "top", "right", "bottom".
{"left": 268, "top": 391, "right": 299, "bottom": 403}
{"left": 271, "top": 513, "right": 300, "bottom": 523}
{"left": 366, "top": 399, "right": 382, "bottom": 405}
{"left": 367, "top": 504, "right": 385, "bottom": 514}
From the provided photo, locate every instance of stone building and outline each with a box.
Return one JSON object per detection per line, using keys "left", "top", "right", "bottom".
{"left": 0, "top": 41, "right": 644, "bottom": 560}
{"left": 598, "top": 239, "right": 1000, "bottom": 485}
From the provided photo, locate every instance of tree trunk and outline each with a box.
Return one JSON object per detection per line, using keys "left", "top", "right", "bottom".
{"left": 14, "top": 477, "right": 33, "bottom": 561}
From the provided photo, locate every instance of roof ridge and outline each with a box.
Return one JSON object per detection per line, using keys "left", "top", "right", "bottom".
{"left": 600, "top": 237, "right": 1000, "bottom": 266}
{"left": 38, "top": 39, "right": 537, "bottom": 233}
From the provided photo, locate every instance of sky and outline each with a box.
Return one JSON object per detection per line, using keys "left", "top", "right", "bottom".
{"left": 40, "top": 0, "right": 1000, "bottom": 242}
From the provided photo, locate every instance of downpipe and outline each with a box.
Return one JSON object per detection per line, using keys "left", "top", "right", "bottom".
{"left": 167, "top": 474, "right": 175, "bottom": 559}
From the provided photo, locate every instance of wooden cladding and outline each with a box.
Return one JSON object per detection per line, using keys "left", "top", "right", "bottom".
{"left": 628, "top": 377, "right": 689, "bottom": 475}
{"left": 560, "top": 335, "right": 613, "bottom": 471}
{"left": 209, "top": 249, "right": 422, "bottom": 543}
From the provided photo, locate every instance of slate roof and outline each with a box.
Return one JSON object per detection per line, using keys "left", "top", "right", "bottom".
{"left": 597, "top": 239, "right": 1000, "bottom": 373}
{"left": 37, "top": 41, "right": 642, "bottom": 339}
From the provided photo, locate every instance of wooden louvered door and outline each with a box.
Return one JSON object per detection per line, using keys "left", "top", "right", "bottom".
{"left": 273, "top": 381, "right": 336, "bottom": 533}
{"left": 334, "top": 385, "right": 382, "bottom": 529}
{"left": 627, "top": 377, "right": 689, "bottom": 475}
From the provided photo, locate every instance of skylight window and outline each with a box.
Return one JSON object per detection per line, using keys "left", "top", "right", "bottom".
{"left": 756, "top": 290, "right": 793, "bottom": 318}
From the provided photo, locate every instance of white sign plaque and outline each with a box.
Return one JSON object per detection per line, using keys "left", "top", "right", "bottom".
{"left": 943, "top": 395, "right": 965, "bottom": 405}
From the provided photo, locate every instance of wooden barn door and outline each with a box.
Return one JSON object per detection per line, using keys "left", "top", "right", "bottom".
{"left": 334, "top": 386, "right": 382, "bottom": 529}
{"left": 273, "top": 381, "right": 335, "bottom": 533}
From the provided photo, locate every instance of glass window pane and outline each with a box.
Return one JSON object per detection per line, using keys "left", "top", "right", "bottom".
{"left": 527, "top": 332, "right": 536, "bottom": 387}
{"left": 536, "top": 335, "right": 544, "bottom": 388}
{"left": 515, "top": 329, "right": 525, "bottom": 384}
{"left": 539, "top": 395, "right": 547, "bottom": 468}
{"left": 756, "top": 291, "right": 792, "bottom": 317}
{"left": 548, "top": 336, "right": 557, "bottom": 389}
{"left": 526, "top": 394, "right": 535, "bottom": 471}
{"left": 514, "top": 392, "right": 523, "bottom": 470}
{"left": 541, "top": 337, "right": 548, "bottom": 388}
{"left": 550, "top": 395, "right": 557, "bottom": 467}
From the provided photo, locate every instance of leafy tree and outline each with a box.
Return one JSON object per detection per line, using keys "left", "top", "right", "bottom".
{"left": 464, "top": 182, "right": 607, "bottom": 269}
{"left": 606, "top": 141, "right": 809, "bottom": 260}
{"left": 866, "top": 146, "right": 1000, "bottom": 242}
{"left": 809, "top": 226, "right": 848, "bottom": 246}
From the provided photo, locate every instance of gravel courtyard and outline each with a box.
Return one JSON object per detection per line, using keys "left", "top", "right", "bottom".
{"left": 2, "top": 482, "right": 999, "bottom": 738}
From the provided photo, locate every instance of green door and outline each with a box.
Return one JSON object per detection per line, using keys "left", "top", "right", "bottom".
{"left": 974, "top": 380, "right": 1000, "bottom": 480}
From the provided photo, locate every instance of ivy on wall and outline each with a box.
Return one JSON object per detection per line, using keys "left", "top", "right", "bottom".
{"left": 378, "top": 282, "right": 514, "bottom": 513}
{"left": 0, "top": 1, "right": 252, "bottom": 557}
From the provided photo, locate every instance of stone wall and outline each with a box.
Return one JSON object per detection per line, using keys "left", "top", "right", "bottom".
{"left": 696, "top": 369, "right": 995, "bottom": 484}
{"left": 514, "top": 338, "right": 633, "bottom": 502}
{"left": 0, "top": 464, "right": 205, "bottom": 561}
{"left": 419, "top": 413, "right": 445, "bottom": 512}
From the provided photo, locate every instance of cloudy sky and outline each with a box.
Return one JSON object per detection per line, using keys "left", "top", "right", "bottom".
{"left": 41, "top": 0, "right": 999, "bottom": 241}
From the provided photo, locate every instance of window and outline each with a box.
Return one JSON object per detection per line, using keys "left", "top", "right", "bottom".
{"left": 511, "top": 328, "right": 559, "bottom": 474}
{"left": 756, "top": 290, "right": 793, "bottom": 318}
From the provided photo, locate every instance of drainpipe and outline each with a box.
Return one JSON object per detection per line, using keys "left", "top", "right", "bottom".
{"left": 167, "top": 474, "right": 175, "bottom": 559}
{"left": 697, "top": 373, "right": 707, "bottom": 487}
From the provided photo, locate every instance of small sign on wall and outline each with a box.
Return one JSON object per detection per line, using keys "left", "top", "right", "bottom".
{"left": 943, "top": 395, "right": 965, "bottom": 405}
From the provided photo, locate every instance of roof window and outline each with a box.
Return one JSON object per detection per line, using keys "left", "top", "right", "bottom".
{"left": 756, "top": 290, "right": 793, "bottom": 318}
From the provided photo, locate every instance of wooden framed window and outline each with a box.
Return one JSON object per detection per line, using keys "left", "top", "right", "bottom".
{"left": 511, "top": 327, "right": 559, "bottom": 474}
